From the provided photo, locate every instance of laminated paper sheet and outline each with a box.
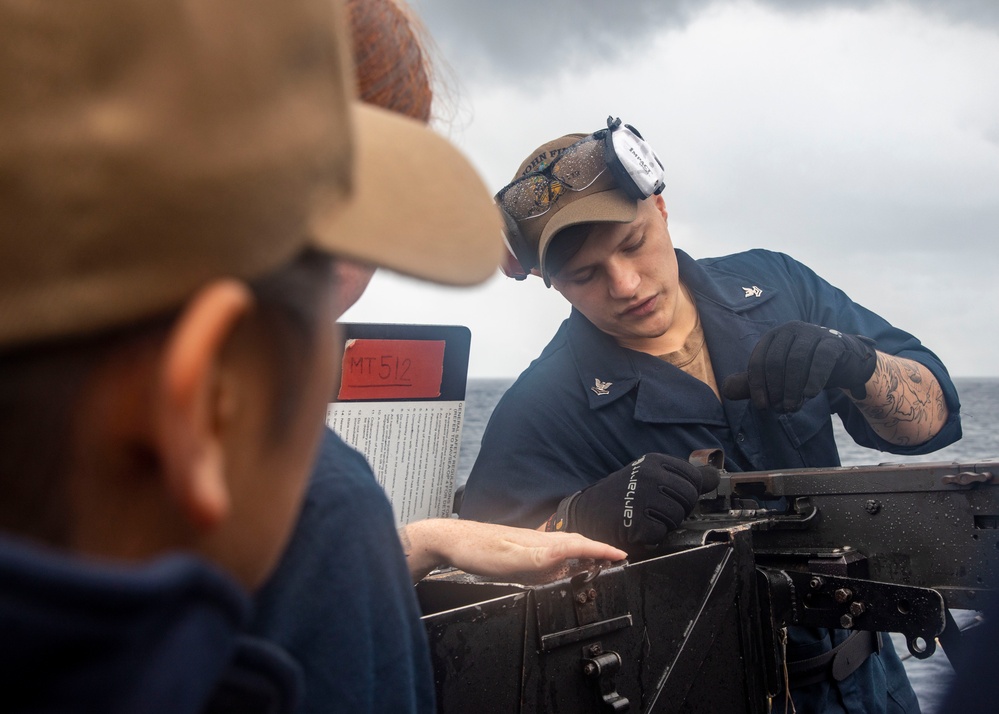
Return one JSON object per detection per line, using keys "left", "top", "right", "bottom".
{"left": 326, "top": 401, "right": 463, "bottom": 526}
{"left": 325, "top": 324, "right": 470, "bottom": 527}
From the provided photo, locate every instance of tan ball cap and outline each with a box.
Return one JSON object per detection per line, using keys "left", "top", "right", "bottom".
{"left": 508, "top": 133, "right": 636, "bottom": 282}
{"left": 0, "top": 0, "right": 503, "bottom": 350}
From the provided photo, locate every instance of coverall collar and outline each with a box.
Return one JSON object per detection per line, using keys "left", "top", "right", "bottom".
{"left": 564, "top": 250, "right": 780, "bottom": 434}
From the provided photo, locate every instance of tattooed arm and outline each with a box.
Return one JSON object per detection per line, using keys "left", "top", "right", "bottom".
{"left": 851, "top": 352, "right": 949, "bottom": 446}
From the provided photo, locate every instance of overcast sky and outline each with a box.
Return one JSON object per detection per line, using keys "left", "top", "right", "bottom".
{"left": 342, "top": 0, "right": 999, "bottom": 379}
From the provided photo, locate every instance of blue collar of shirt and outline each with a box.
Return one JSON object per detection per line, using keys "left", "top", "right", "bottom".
{"left": 564, "top": 250, "right": 780, "bottom": 422}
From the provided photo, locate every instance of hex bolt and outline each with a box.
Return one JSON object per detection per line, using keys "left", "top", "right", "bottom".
{"left": 588, "top": 644, "right": 602, "bottom": 656}
{"left": 840, "top": 614, "right": 854, "bottom": 629}
{"left": 849, "top": 602, "right": 866, "bottom": 617}
{"left": 865, "top": 499, "right": 882, "bottom": 515}
{"left": 575, "top": 592, "right": 588, "bottom": 604}
{"left": 834, "top": 588, "right": 854, "bottom": 604}
{"left": 588, "top": 588, "right": 598, "bottom": 600}
{"left": 809, "top": 576, "right": 824, "bottom": 590}
{"left": 583, "top": 662, "right": 597, "bottom": 676}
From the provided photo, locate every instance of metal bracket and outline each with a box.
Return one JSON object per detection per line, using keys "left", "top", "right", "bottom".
{"left": 775, "top": 569, "right": 946, "bottom": 658}
{"left": 538, "top": 560, "right": 633, "bottom": 652}
{"left": 582, "top": 642, "right": 631, "bottom": 712}
{"left": 571, "top": 564, "right": 603, "bottom": 625}
{"left": 941, "top": 469, "right": 994, "bottom": 486}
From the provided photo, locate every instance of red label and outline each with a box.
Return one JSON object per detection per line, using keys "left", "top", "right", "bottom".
{"left": 338, "top": 339, "right": 446, "bottom": 400}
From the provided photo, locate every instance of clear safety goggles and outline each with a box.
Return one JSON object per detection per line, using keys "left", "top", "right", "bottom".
{"left": 497, "top": 117, "right": 666, "bottom": 278}
{"left": 496, "top": 133, "right": 609, "bottom": 225}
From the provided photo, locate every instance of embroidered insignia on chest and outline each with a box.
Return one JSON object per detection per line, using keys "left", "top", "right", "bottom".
{"left": 742, "top": 285, "right": 763, "bottom": 298}
{"left": 591, "top": 378, "right": 612, "bottom": 396}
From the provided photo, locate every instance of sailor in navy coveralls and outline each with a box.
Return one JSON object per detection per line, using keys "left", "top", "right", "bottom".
{"left": 462, "top": 121, "right": 961, "bottom": 713}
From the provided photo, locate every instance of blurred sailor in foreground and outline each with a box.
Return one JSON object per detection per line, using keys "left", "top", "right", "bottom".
{"left": 0, "top": 0, "right": 503, "bottom": 710}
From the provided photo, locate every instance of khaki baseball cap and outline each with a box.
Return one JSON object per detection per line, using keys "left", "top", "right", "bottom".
{"left": 0, "top": 0, "right": 503, "bottom": 350}
{"left": 507, "top": 133, "right": 636, "bottom": 281}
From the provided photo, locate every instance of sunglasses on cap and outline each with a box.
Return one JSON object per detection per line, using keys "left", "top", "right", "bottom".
{"left": 497, "top": 117, "right": 666, "bottom": 279}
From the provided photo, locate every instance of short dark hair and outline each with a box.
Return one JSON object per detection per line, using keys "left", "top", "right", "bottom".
{"left": 0, "top": 248, "right": 334, "bottom": 544}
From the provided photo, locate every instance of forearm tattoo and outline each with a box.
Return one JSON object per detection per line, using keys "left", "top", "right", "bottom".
{"left": 856, "top": 353, "right": 947, "bottom": 446}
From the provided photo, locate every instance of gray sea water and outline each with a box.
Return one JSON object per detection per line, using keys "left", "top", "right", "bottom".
{"left": 456, "top": 376, "right": 999, "bottom": 713}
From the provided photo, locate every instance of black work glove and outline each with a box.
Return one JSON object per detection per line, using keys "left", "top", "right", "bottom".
{"left": 545, "top": 454, "right": 720, "bottom": 557}
{"left": 722, "top": 321, "right": 878, "bottom": 413}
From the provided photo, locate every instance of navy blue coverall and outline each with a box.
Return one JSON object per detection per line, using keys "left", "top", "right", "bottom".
{"left": 462, "top": 248, "right": 962, "bottom": 713}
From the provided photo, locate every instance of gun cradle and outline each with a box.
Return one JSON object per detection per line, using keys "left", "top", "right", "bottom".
{"left": 417, "top": 460, "right": 996, "bottom": 713}
{"left": 418, "top": 535, "right": 772, "bottom": 714}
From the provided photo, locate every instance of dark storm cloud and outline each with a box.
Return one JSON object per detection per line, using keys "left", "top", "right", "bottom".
{"left": 387, "top": 0, "right": 999, "bottom": 378}
{"left": 759, "top": 0, "right": 999, "bottom": 27}
{"left": 410, "top": 0, "right": 711, "bottom": 80}
{"left": 413, "top": 0, "right": 999, "bottom": 82}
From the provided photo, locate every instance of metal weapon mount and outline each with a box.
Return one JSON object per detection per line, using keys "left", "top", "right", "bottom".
{"left": 418, "top": 458, "right": 998, "bottom": 713}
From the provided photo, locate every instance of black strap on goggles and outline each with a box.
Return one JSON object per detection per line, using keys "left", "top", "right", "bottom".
{"left": 497, "top": 116, "right": 665, "bottom": 277}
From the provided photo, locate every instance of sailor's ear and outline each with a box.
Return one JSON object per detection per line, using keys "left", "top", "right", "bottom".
{"left": 652, "top": 193, "right": 668, "bottom": 222}
{"left": 154, "top": 279, "right": 254, "bottom": 532}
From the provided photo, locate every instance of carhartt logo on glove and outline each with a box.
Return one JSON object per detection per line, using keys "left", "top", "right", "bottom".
{"left": 546, "top": 453, "right": 716, "bottom": 558}
{"left": 622, "top": 455, "right": 645, "bottom": 527}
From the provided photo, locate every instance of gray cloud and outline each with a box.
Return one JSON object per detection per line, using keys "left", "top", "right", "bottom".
{"left": 986, "top": 121, "right": 999, "bottom": 147}
{"left": 758, "top": 0, "right": 999, "bottom": 28}
{"left": 374, "top": 0, "right": 999, "bottom": 378}
{"left": 412, "top": 0, "right": 711, "bottom": 81}
{"left": 413, "top": 0, "right": 999, "bottom": 82}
